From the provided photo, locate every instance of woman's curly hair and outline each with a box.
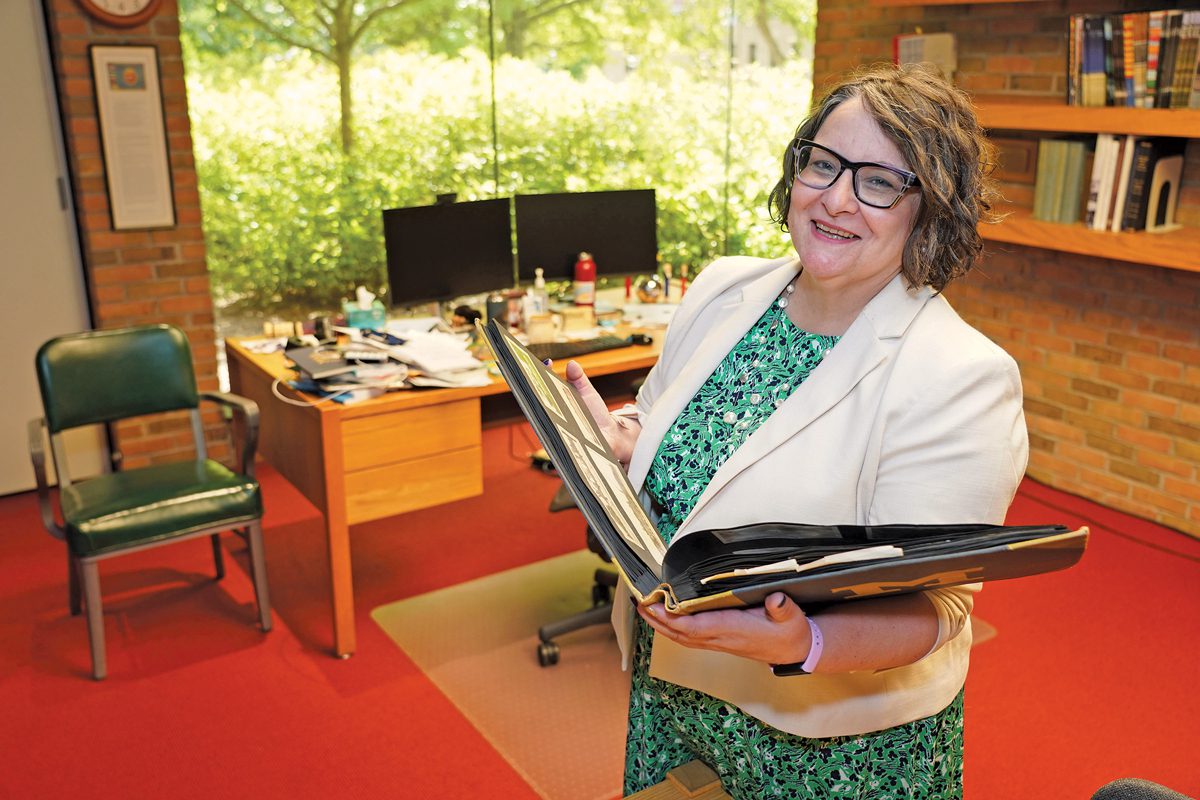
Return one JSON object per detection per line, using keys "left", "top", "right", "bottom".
{"left": 768, "top": 62, "right": 1001, "bottom": 292}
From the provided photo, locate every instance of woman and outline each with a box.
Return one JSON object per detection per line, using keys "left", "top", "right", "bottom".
{"left": 567, "top": 63, "right": 1028, "bottom": 798}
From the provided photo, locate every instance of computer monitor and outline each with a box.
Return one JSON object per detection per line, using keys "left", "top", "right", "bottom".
{"left": 381, "top": 197, "right": 514, "bottom": 307}
{"left": 514, "top": 189, "right": 657, "bottom": 282}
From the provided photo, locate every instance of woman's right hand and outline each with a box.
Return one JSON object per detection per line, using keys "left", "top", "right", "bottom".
{"left": 564, "top": 360, "right": 641, "bottom": 465}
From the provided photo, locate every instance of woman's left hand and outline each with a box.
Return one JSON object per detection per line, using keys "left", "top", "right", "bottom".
{"left": 637, "top": 592, "right": 813, "bottom": 665}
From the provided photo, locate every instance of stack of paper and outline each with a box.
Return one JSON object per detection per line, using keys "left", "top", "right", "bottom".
{"left": 380, "top": 325, "right": 490, "bottom": 387}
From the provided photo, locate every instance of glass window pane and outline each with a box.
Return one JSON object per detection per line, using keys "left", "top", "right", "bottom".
{"left": 181, "top": 0, "right": 816, "bottom": 337}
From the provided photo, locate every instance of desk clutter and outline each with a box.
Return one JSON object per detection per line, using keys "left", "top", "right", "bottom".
{"left": 276, "top": 325, "right": 491, "bottom": 404}
{"left": 244, "top": 281, "right": 676, "bottom": 406}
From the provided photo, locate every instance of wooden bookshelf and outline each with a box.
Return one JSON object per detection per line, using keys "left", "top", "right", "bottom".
{"left": 983, "top": 206, "right": 1200, "bottom": 273}
{"left": 977, "top": 102, "right": 1200, "bottom": 138}
{"left": 970, "top": 101, "right": 1198, "bottom": 272}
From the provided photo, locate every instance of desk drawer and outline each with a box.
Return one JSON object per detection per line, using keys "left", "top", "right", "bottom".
{"left": 345, "top": 445, "right": 483, "bottom": 524}
{"left": 341, "top": 399, "right": 481, "bottom": 472}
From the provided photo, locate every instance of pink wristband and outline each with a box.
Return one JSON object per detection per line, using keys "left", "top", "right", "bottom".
{"left": 770, "top": 616, "right": 825, "bottom": 676}
{"left": 801, "top": 617, "right": 824, "bottom": 673}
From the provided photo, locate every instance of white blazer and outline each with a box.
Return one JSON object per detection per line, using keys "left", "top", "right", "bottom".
{"left": 612, "top": 255, "right": 1029, "bottom": 738}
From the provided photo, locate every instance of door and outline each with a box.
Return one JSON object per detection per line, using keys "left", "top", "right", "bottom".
{"left": 0, "top": 0, "right": 106, "bottom": 495}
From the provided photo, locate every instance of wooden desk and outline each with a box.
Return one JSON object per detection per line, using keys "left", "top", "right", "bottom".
{"left": 225, "top": 334, "right": 660, "bottom": 657}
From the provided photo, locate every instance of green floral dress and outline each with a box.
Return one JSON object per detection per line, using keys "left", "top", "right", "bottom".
{"left": 624, "top": 294, "right": 965, "bottom": 800}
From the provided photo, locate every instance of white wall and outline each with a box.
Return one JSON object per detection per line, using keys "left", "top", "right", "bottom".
{"left": 0, "top": 0, "right": 105, "bottom": 495}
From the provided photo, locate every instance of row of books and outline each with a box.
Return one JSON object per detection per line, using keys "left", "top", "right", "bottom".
{"left": 1068, "top": 9, "right": 1200, "bottom": 108}
{"left": 1031, "top": 135, "right": 1185, "bottom": 232}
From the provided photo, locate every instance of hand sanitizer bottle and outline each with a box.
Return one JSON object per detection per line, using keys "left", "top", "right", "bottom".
{"left": 531, "top": 267, "right": 549, "bottom": 314}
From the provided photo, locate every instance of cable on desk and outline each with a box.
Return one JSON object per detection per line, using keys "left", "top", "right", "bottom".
{"left": 270, "top": 378, "right": 343, "bottom": 407}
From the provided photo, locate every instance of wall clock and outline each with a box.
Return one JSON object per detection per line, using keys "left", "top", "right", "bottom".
{"left": 75, "top": 0, "right": 163, "bottom": 28}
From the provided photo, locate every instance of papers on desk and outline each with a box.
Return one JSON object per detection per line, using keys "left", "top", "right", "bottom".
{"left": 238, "top": 337, "right": 288, "bottom": 354}
{"left": 377, "top": 325, "right": 490, "bottom": 387}
{"left": 388, "top": 316, "right": 446, "bottom": 333}
{"left": 382, "top": 329, "right": 480, "bottom": 372}
{"left": 288, "top": 376, "right": 391, "bottom": 404}
{"left": 284, "top": 349, "right": 409, "bottom": 404}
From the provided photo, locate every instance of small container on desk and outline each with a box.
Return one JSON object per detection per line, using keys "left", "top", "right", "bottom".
{"left": 342, "top": 300, "right": 387, "bottom": 330}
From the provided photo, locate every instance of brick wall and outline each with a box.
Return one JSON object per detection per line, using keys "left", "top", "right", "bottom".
{"left": 813, "top": 0, "right": 1200, "bottom": 536}
{"left": 40, "top": 0, "right": 228, "bottom": 467}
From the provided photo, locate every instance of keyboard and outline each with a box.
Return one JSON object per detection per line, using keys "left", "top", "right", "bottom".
{"left": 526, "top": 335, "right": 630, "bottom": 362}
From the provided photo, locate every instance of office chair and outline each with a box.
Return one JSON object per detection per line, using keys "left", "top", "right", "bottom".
{"left": 27, "top": 324, "right": 272, "bottom": 680}
{"left": 536, "top": 483, "right": 619, "bottom": 666}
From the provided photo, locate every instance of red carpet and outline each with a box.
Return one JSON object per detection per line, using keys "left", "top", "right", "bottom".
{"left": 972, "top": 481, "right": 1200, "bottom": 798}
{"left": 1, "top": 421, "right": 1196, "bottom": 798}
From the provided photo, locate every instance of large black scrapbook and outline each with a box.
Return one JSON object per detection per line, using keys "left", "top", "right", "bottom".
{"left": 480, "top": 319, "right": 1088, "bottom": 613}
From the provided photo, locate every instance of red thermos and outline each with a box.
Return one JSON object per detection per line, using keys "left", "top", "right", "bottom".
{"left": 573, "top": 251, "right": 596, "bottom": 306}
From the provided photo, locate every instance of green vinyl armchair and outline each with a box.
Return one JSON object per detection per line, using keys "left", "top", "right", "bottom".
{"left": 27, "top": 324, "right": 272, "bottom": 680}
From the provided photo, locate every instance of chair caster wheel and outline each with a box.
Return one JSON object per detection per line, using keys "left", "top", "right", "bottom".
{"left": 537, "top": 641, "right": 560, "bottom": 667}
{"left": 591, "top": 584, "right": 611, "bottom": 606}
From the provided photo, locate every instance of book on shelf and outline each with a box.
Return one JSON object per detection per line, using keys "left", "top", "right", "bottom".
{"left": 1059, "top": 140, "right": 1088, "bottom": 224}
{"left": 1032, "top": 139, "right": 1056, "bottom": 223}
{"left": 1068, "top": 15, "right": 1080, "bottom": 105}
{"left": 1089, "top": 134, "right": 1113, "bottom": 227}
{"left": 1121, "top": 139, "right": 1159, "bottom": 231}
{"left": 1168, "top": 11, "right": 1200, "bottom": 109}
{"left": 479, "top": 318, "right": 1089, "bottom": 614}
{"left": 1108, "top": 134, "right": 1139, "bottom": 232}
{"left": 1147, "top": 10, "right": 1165, "bottom": 102}
{"left": 1191, "top": 44, "right": 1200, "bottom": 107}
{"left": 1088, "top": 134, "right": 1118, "bottom": 230}
{"left": 1080, "top": 15, "right": 1109, "bottom": 107}
{"left": 1120, "top": 138, "right": 1187, "bottom": 231}
{"left": 1119, "top": 12, "right": 1136, "bottom": 106}
{"left": 1155, "top": 10, "right": 1184, "bottom": 108}
{"left": 1032, "top": 138, "right": 1090, "bottom": 225}
{"left": 1106, "top": 15, "right": 1124, "bottom": 106}
{"left": 892, "top": 31, "right": 957, "bottom": 77}
{"left": 1128, "top": 12, "right": 1149, "bottom": 107}
{"left": 1081, "top": 135, "right": 1187, "bottom": 233}
{"left": 1070, "top": 9, "right": 1200, "bottom": 108}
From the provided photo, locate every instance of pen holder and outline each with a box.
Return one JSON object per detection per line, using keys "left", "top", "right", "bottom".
{"left": 342, "top": 300, "right": 387, "bottom": 330}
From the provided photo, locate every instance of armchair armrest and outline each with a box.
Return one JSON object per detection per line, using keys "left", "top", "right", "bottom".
{"left": 200, "top": 391, "right": 260, "bottom": 478}
{"left": 27, "top": 418, "right": 65, "bottom": 541}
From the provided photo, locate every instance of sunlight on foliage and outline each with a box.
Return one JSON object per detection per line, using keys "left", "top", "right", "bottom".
{"left": 188, "top": 46, "right": 811, "bottom": 315}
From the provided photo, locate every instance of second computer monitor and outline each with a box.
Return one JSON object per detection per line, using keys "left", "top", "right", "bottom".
{"left": 514, "top": 189, "right": 657, "bottom": 282}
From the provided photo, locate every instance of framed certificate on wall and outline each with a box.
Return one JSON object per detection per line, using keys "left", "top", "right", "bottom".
{"left": 89, "top": 45, "right": 176, "bottom": 230}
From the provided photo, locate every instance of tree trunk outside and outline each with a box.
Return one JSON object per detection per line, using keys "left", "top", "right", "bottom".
{"left": 755, "top": 3, "right": 785, "bottom": 66}
{"left": 338, "top": 50, "right": 353, "bottom": 153}
{"left": 334, "top": 1, "right": 354, "bottom": 154}
{"left": 503, "top": 8, "right": 527, "bottom": 59}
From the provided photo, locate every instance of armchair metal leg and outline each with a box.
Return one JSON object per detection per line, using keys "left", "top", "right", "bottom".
{"left": 80, "top": 560, "right": 106, "bottom": 681}
{"left": 246, "top": 523, "right": 272, "bottom": 632}
{"left": 210, "top": 534, "right": 226, "bottom": 580}
{"left": 68, "top": 550, "right": 81, "bottom": 616}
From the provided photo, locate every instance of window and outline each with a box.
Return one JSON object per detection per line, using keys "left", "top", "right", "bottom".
{"left": 181, "top": 0, "right": 815, "bottom": 335}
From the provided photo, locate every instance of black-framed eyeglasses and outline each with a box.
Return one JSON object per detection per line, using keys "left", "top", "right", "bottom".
{"left": 790, "top": 138, "right": 920, "bottom": 209}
